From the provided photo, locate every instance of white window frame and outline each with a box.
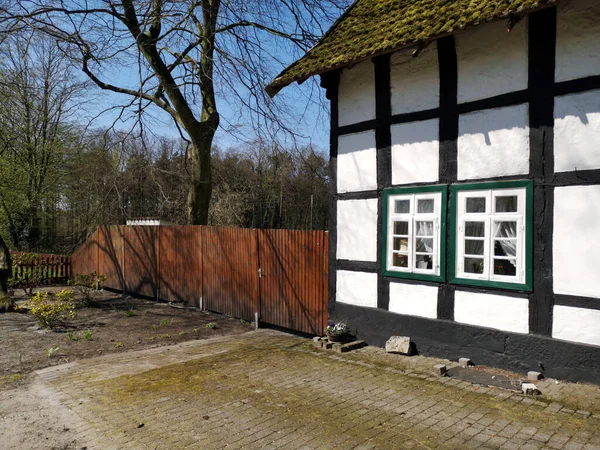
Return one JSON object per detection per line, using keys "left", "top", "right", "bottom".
{"left": 386, "top": 192, "right": 442, "bottom": 277}
{"left": 455, "top": 188, "right": 526, "bottom": 284}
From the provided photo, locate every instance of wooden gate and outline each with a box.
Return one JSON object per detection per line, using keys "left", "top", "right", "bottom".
{"left": 258, "top": 229, "right": 328, "bottom": 335}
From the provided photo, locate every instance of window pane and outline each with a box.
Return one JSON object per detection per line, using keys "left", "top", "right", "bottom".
{"left": 393, "top": 237, "right": 408, "bottom": 252}
{"left": 415, "top": 255, "right": 433, "bottom": 270}
{"left": 415, "top": 221, "right": 433, "bottom": 236}
{"left": 496, "top": 196, "right": 518, "bottom": 213}
{"left": 393, "top": 253, "right": 408, "bottom": 268}
{"left": 394, "top": 200, "right": 410, "bottom": 214}
{"left": 464, "top": 258, "right": 484, "bottom": 274}
{"left": 493, "top": 259, "right": 517, "bottom": 276}
{"left": 465, "top": 222, "right": 485, "bottom": 237}
{"left": 494, "top": 221, "right": 517, "bottom": 238}
{"left": 494, "top": 240, "right": 516, "bottom": 258}
{"left": 466, "top": 197, "right": 486, "bottom": 213}
{"left": 465, "top": 239, "right": 484, "bottom": 255}
{"left": 415, "top": 238, "right": 433, "bottom": 253}
{"left": 393, "top": 221, "right": 409, "bottom": 235}
{"left": 417, "top": 199, "right": 434, "bottom": 214}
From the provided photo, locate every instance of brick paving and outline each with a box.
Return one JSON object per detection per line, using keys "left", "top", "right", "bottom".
{"left": 29, "top": 330, "right": 600, "bottom": 449}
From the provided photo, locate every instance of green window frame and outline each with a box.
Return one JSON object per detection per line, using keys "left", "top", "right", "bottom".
{"left": 449, "top": 180, "right": 533, "bottom": 291}
{"left": 382, "top": 185, "right": 447, "bottom": 282}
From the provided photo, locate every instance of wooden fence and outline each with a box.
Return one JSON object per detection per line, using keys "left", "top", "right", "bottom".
{"left": 71, "top": 225, "right": 328, "bottom": 335}
{"left": 10, "top": 251, "right": 71, "bottom": 284}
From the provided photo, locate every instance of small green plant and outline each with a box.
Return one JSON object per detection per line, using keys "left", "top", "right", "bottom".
{"left": 147, "top": 336, "right": 155, "bottom": 341}
{"left": 160, "top": 333, "right": 171, "bottom": 339}
{"left": 178, "top": 331, "right": 185, "bottom": 336}
{"left": 114, "top": 342, "right": 123, "bottom": 348}
{"left": 206, "top": 322, "right": 218, "bottom": 329}
{"left": 65, "top": 330, "right": 78, "bottom": 341}
{"left": 124, "top": 310, "right": 135, "bottom": 317}
{"left": 82, "top": 330, "right": 93, "bottom": 341}
{"left": 150, "top": 324, "right": 157, "bottom": 330}
{"left": 160, "top": 318, "right": 170, "bottom": 326}
{"left": 68, "top": 272, "right": 107, "bottom": 306}
{"left": 0, "top": 295, "right": 15, "bottom": 313}
{"left": 240, "top": 319, "right": 249, "bottom": 324}
{"left": 47, "top": 345, "right": 60, "bottom": 358}
{"left": 192, "top": 328, "right": 200, "bottom": 333}
{"left": 23, "top": 290, "right": 76, "bottom": 329}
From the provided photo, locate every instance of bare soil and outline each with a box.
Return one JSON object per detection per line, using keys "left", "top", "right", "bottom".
{"left": 0, "top": 286, "right": 254, "bottom": 391}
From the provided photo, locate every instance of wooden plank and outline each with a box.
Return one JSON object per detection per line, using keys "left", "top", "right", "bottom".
{"left": 71, "top": 228, "right": 99, "bottom": 277}
{"left": 124, "top": 226, "right": 158, "bottom": 298}
{"left": 158, "top": 226, "right": 202, "bottom": 306}
{"left": 202, "top": 227, "right": 258, "bottom": 321}
{"left": 98, "top": 225, "right": 124, "bottom": 291}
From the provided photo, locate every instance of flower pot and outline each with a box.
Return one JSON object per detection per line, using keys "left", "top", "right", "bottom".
{"left": 327, "top": 332, "right": 350, "bottom": 343}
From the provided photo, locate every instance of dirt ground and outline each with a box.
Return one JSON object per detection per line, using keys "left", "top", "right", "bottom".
{"left": 0, "top": 286, "right": 254, "bottom": 391}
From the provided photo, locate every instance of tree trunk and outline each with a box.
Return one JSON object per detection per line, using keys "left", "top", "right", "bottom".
{"left": 186, "top": 121, "right": 218, "bottom": 225}
{"left": 0, "top": 234, "right": 11, "bottom": 297}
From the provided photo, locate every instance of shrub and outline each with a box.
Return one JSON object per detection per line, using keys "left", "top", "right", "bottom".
{"left": 68, "top": 272, "right": 106, "bottom": 306}
{"left": 9, "top": 253, "right": 50, "bottom": 296}
{"left": 23, "top": 289, "right": 76, "bottom": 329}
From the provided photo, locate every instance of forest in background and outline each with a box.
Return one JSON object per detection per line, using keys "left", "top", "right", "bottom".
{"left": 0, "top": 34, "right": 329, "bottom": 254}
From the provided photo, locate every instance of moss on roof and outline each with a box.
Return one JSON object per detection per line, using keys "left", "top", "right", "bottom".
{"left": 266, "top": 0, "right": 557, "bottom": 96}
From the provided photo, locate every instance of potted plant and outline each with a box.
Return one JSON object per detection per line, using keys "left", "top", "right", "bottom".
{"left": 325, "top": 321, "right": 351, "bottom": 342}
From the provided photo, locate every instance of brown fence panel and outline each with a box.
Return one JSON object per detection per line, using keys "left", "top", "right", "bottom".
{"left": 98, "top": 225, "right": 124, "bottom": 291}
{"left": 158, "top": 226, "right": 202, "bottom": 306}
{"left": 10, "top": 251, "right": 72, "bottom": 284}
{"left": 71, "top": 228, "right": 99, "bottom": 276}
{"left": 258, "top": 230, "right": 328, "bottom": 335}
{"left": 124, "top": 226, "right": 158, "bottom": 298}
{"left": 202, "top": 227, "right": 258, "bottom": 321}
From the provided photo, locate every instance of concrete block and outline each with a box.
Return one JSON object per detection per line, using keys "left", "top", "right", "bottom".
{"left": 385, "top": 336, "right": 411, "bottom": 355}
{"left": 323, "top": 342, "right": 333, "bottom": 350}
{"left": 333, "top": 343, "right": 343, "bottom": 353}
{"left": 459, "top": 358, "right": 472, "bottom": 368}
{"left": 433, "top": 364, "right": 447, "bottom": 376}
{"left": 521, "top": 383, "right": 541, "bottom": 396}
{"left": 312, "top": 337, "right": 322, "bottom": 348}
{"left": 528, "top": 371, "right": 543, "bottom": 381}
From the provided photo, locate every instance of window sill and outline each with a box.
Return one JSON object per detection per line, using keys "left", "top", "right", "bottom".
{"left": 450, "top": 276, "right": 532, "bottom": 292}
{"left": 383, "top": 269, "right": 445, "bottom": 283}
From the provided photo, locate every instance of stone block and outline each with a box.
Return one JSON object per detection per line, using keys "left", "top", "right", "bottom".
{"left": 459, "top": 358, "right": 472, "bottom": 368}
{"left": 528, "top": 371, "right": 543, "bottom": 381}
{"left": 385, "top": 336, "right": 411, "bottom": 355}
{"left": 521, "top": 383, "right": 541, "bottom": 396}
{"left": 312, "top": 337, "right": 322, "bottom": 348}
{"left": 323, "top": 342, "right": 333, "bottom": 350}
{"left": 433, "top": 364, "right": 447, "bottom": 376}
{"left": 333, "top": 343, "right": 343, "bottom": 353}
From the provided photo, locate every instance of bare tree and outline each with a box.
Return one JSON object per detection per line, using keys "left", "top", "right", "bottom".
{"left": 0, "top": 32, "right": 87, "bottom": 249}
{"left": 0, "top": 0, "right": 346, "bottom": 224}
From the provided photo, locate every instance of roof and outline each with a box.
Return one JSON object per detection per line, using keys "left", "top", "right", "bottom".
{"left": 266, "top": 0, "right": 557, "bottom": 96}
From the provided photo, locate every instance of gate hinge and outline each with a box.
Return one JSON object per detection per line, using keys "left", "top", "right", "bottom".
{"left": 258, "top": 268, "right": 262, "bottom": 278}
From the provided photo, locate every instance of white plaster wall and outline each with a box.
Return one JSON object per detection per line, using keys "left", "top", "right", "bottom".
{"left": 458, "top": 104, "right": 530, "bottom": 180}
{"left": 337, "top": 131, "right": 377, "bottom": 193}
{"left": 388, "top": 282, "right": 438, "bottom": 319}
{"left": 454, "top": 291, "right": 529, "bottom": 334}
{"left": 338, "top": 60, "right": 376, "bottom": 127}
{"left": 391, "top": 119, "right": 439, "bottom": 185}
{"left": 390, "top": 43, "right": 439, "bottom": 115}
{"left": 337, "top": 199, "right": 378, "bottom": 262}
{"left": 556, "top": 0, "right": 600, "bottom": 82}
{"left": 336, "top": 270, "right": 378, "bottom": 308}
{"left": 456, "top": 19, "right": 528, "bottom": 104}
{"left": 554, "top": 90, "right": 600, "bottom": 173}
{"left": 554, "top": 185, "right": 600, "bottom": 298}
{"left": 553, "top": 305, "right": 600, "bottom": 347}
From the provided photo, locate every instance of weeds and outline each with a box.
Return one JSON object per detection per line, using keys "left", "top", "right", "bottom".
{"left": 68, "top": 272, "right": 106, "bottom": 306}
{"left": 114, "top": 342, "right": 124, "bottom": 348}
{"left": 160, "top": 318, "right": 171, "bottom": 326}
{"left": 124, "top": 310, "right": 135, "bottom": 317}
{"left": 179, "top": 331, "right": 185, "bottom": 336}
{"left": 82, "top": 330, "right": 93, "bottom": 341}
{"left": 192, "top": 328, "right": 201, "bottom": 333}
{"left": 206, "top": 322, "right": 218, "bottom": 329}
{"left": 0, "top": 295, "right": 15, "bottom": 313}
{"left": 150, "top": 324, "right": 157, "bottom": 330}
{"left": 160, "top": 334, "right": 171, "bottom": 339}
{"left": 47, "top": 345, "right": 60, "bottom": 358}
{"left": 65, "top": 330, "right": 78, "bottom": 341}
